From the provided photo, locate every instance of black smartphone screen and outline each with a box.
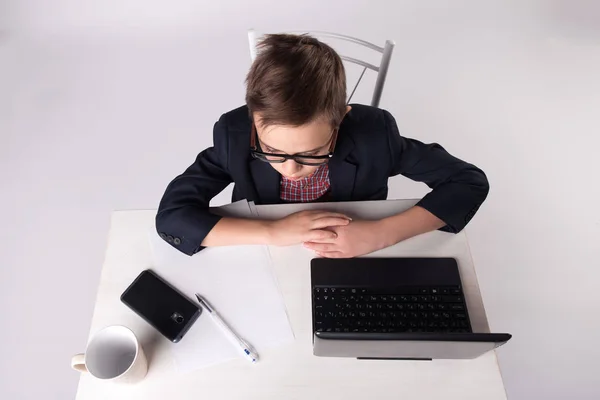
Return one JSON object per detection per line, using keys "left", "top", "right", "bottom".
{"left": 120, "top": 270, "right": 201, "bottom": 343}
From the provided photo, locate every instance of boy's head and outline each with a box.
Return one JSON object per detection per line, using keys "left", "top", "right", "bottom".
{"left": 246, "top": 34, "right": 350, "bottom": 180}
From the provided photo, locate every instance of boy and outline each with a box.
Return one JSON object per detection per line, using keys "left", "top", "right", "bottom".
{"left": 156, "top": 34, "right": 488, "bottom": 258}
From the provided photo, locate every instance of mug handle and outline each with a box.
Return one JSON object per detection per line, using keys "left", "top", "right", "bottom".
{"left": 71, "top": 353, "right": 88, "bottom": 373}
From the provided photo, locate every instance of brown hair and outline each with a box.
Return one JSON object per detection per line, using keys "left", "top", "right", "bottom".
{"left": 245, "top": 34, "right": 347, "bottom": 128}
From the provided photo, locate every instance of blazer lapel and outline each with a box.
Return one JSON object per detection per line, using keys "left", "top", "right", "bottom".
{"left": 329, "top": 131, "right": 356, "bottom": 201}
{"left": 249, "top": 159, "right": 281, "bottom": 204}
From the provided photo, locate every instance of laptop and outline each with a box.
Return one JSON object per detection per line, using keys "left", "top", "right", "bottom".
{"left": 311, "top": 258, "right": 511, "bottom": 360}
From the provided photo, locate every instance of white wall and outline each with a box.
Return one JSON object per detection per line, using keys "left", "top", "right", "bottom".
{"left": 1, "top": 1, "right": 599, "bottom": 399}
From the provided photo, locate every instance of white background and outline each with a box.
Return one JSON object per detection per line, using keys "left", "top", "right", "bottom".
{"left": 1, "top": 1, "right": 599, "bottom": 399}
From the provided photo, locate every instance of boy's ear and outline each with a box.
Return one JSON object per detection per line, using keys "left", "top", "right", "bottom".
{"left": 345, "top": 106, "right": 352, "bottom": 115}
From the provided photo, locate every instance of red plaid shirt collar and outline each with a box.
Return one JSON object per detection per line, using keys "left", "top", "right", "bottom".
{"left": 280, "top": 164, "right": 330, "bottom": 202}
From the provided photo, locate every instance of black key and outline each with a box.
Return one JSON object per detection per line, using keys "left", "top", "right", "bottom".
{"left": 431, "top": 288, "right": 439, "bottom": 294}
{"left": 431, "top": 312, "right": 440, "bottom": 319}
{"left": 427, "top": 304, "right": 436, "bottom": 310}
{"left": 419, "top": 288, "right": 429, "bottom": 294}
{"left": 417, "top": 304, "right": 426, "bottom": 310}
{"left": 451, "top": 288, "right": 461, "bottom": 295}
{"left": 389, "top": 296, "right": 398, "bottom": 302}
{"left": 410, "top": 296, "right": 418, "bottom": 302}
{"left": 455, "top": 313, "right": 467, "bottom": 319}
{"left": 323, "top": 288, "right": 329, "bottom": 293}
{"left": 419, "top": 295, "right": 430, "bottom": 302}
{"left": 406, "top": 304, "right": 416, "bottom": 310}
{"left": 441, "top": 288, "right": 450, "bottom": 295}
{"left": 339, "top": 288, "right": 347, "bottom": 294}
{"left": 431, "top": 295, "right": 441, "bottom": 302}
{"left": 450, "top": 304, "right": 465, "bottom": 311}
{"left": 442, "top": 312, "right": 451, "bottom": 319}
{"left": 437, "top": 304, "right": 447, "bottom": 310}
{"left": 443, "top": 295, "right": 463, "bottom": 303}
{"left": 399, "top": 296, "right": 409, "bottom": 302}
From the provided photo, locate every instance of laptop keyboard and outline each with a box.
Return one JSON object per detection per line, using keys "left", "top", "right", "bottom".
{"left": 313, "top": 286, "right": 472, "bottom": 334}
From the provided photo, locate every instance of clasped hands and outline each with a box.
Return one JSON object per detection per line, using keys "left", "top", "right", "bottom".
{"left": 266, "top": 210, "right": 390, "bottom": 258}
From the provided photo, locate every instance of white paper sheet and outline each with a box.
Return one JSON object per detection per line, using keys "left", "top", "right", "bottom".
{"left": 148, "top": 200, "right": 294, "bottom": 371}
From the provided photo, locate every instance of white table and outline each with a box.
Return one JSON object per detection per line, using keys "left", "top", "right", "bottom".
{"left": 76, "top": 200, "right": 506, "bottom": 400}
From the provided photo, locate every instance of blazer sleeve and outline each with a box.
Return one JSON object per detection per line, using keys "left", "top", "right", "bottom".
{"left": 155, "top": 115, "right": 233, "bottom": 255}
{"left": 384, "top": 110, "right": 489, "bottom": 233}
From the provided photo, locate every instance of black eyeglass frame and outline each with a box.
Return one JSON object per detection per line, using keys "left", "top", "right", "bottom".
{"left": 250, "top": 124, "right": 338, "bottom": 166}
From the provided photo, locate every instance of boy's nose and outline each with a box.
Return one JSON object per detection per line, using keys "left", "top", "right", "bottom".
{"left": 281, "top": 159, "right": 302, "bottom": 176}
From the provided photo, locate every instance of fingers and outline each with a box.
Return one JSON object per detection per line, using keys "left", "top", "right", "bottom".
{"left": 311, "top": 217, "right": 351, "bottom": 229}
{"left": 306, "top": 230, "right": 337, "bottom": 242}
{"left": 312, "top": 211, "right": 352, "bottom": 221}
{"left": 315, "top": 251, "right": 345, "bottom": 259}
{"left": 304, "top": 242, "right": 336, "bottom": 252}
{"left": 296, "top": 210, "right": 352, "bottom": 221}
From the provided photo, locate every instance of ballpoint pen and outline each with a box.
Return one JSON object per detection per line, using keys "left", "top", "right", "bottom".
{"left": 195, "top": 294, "right": 259, "bottom": 363}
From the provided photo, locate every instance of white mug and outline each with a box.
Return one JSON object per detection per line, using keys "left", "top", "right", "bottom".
{"left": 71, "top": 325, "right": 148, "bottom": 384}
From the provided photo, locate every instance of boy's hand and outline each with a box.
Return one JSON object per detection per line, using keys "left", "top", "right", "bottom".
{"left": 267, "top": 211, "right": 352, "bottom": 247}
{"left": 303, "top": 220, "right": 390, "bottom": 258}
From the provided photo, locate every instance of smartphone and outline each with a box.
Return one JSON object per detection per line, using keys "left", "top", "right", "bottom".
{"left": 120, "top": 270, "right": 201, "bottom": 343}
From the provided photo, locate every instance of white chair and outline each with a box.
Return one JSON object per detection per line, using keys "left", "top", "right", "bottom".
{"left": 248, "top": 29, "right": 395, "bottom": 108}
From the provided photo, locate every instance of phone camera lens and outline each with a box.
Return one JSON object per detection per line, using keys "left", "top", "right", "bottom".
{"left": 171, "top": 312, "right": 185, "bottom": 324}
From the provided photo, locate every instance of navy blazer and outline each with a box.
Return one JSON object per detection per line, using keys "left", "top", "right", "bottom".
{"left": 157, "top": 104, "right": 489, "bottom": 255}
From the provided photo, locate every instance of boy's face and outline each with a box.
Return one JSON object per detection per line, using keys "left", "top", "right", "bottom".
{"left": 254, "top": 116, "right": 334, "bottom": 180}
{"left": 253, "top": 107, "right": 351, "bottom": 181}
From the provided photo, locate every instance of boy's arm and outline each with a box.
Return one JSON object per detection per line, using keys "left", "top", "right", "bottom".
{"left": 384, "top": 109, "right": 489, "bottom": 233}
{"left": 156, "top": 116, "right": 233, "bottom": 255}
{"left": 304, "top": 110, "right": 488, "bottom": 258}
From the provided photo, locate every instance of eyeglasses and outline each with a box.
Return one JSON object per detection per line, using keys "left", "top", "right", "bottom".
{"left": 250, "top": 124, "right": 338, "bottom": 166}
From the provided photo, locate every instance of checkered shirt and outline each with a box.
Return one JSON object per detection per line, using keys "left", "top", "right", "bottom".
{"left": 280, "top": 164, "right": 331, "bottom": 202}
